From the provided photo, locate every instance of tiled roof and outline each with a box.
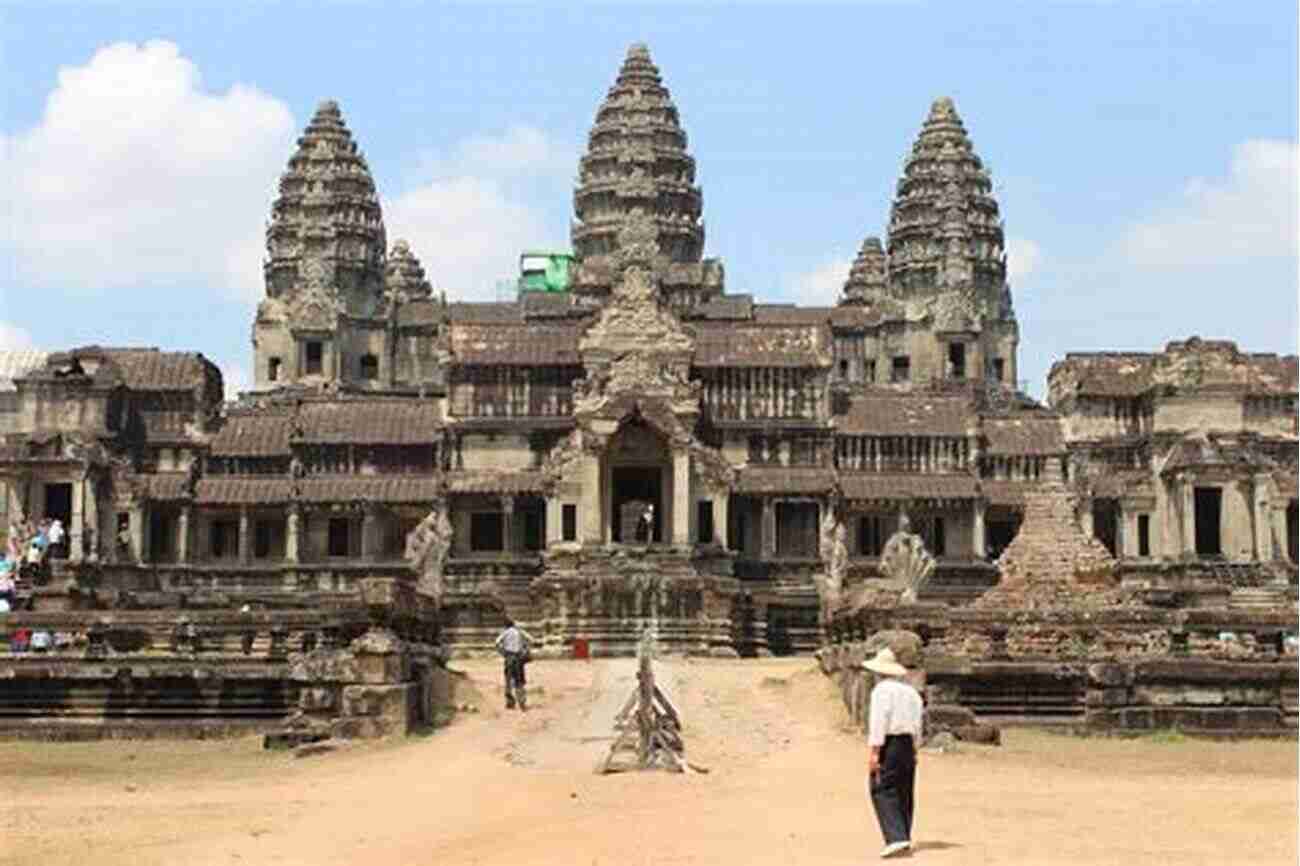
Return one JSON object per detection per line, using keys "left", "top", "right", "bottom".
{"left": 1051, "top": 342, "right": 1300, "bottom": 398}
{"left": 520, "top": 291, "right": 594, "bottom": 320}
{"left": 839, "top": 392, "right": 973, "bottom": 436}
{"left": 101, "top": 348, "right": 217, "bottom": 392}
{"left": 444, "top": 470, "right": 548, "bottom": 494}
{"left": 195, "top": 478, "right": 292, "bottom": 505}
{"left": 140, "top": 473, "right": 192, "bottom": 501}
{"left": 0, "top": 350, "right": 49, "bottom": 391}
{"left": 983, "top": 415, "right": 1064, "bottom": 455}
{"left": 752, "top": 305, "right": 834, "bottom": 325}
{"left": 297, "top": 400, "right": 444, "bottom": 443}
{"left": 296, "top": 476, "right": 442, "bottom": 503}
{"left": 694, "top": 322, "right": 831, "bottom": 367}
{"left": 448, "top": 302, "right": 522, "bottom": 323}
{"left": 450, "top": 323, "right": 582, "bottom": 366}
{"left": 694, "top": 295, "right": 753, "bottom": 320}
{"left": 211, "top": 412, "right": 293, "bottom": 456}
{"left": 1089, "top": 470, "right": 1152, "bottom": 499}
{"left": 735, "top": 467, "right": 836, "bottom": 495}
{"left": 829, "top": 306, "right": 883, "bottom": 329}
{"left": 840, "top": 473, "right": 978, "bottom": 501}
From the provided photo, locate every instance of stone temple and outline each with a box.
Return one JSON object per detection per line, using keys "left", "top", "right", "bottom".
{"left": 0, "top": 44, "right": 1295, "bottom": 738}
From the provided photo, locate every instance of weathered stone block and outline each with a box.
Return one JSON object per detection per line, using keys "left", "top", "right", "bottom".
{"left": 1236, "top": 708, "right": 1283, "bottom": 730}
{"left": 926, "top": 704, "right": 976, "bottom": 729}
{"left": 341, "top": 683, "right": 416, "bottom": 736}
{"left": 354, "top": 651, "right": 409, "bottom": 685}
{"left": 954, "top": 724, "right": 1001, "bottom": 745}
{"left": 298, "top": 686, "right": 337, "bottom": 712}
{"left": 1087, "top": 663, "right": 1130, "bottom": 687}
{"left": 289, "top": 650, "right": 360, "bottom": 683}
{"left": 1121, "top": 708, "right": 1153, "bottom": 729}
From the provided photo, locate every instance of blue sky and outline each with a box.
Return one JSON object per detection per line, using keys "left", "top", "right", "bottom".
{"left": 2, "top": 2, "right": 1296, "bottom": 397}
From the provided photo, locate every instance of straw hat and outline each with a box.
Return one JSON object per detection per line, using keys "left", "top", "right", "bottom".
{"left": 860, "top": 647, "right": 908, "bottom": 677}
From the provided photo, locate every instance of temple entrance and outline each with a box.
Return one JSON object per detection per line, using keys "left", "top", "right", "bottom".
{"left": 986, "top": 512, "right": 1021, "bottom": 561}
{"left": 44, "top": 482, "right": 72, "bottom": 558}
{"left": 611, "top": 466, "right": 662, "bottom": 543}
{"left": 1286, "top": 500, "right": 1297, "bottom": 563}
{"left": 607, "top": 419, "right": 669, "bottom": 544}
{"left": 1092, "top": 498, "right": 1119, "bottom": 556}
{"left": 1193, "top": 487, "right": 1222, "bottom": 557}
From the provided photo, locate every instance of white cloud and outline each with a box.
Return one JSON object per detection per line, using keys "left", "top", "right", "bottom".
{"left": 0, "top": 40, "right": 295, "bottom": 302}
{"left": 1005, "top": 237, "right": 1041, "bottom": 285}
{"left": 786, "top": 259, "right": 851, "bottom": 306}
{"left": 388, "top": 127, "right": 573, "bottom": 301}
{"left": 1119, "top": 138, "right": 1298, "bottom": 268}
{"left": 0, "top": 322, "right": 36, "bottom": 352}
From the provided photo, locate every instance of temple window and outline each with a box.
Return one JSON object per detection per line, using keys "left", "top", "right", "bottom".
{"left": 1138, "top": 514, "right": 1151, "bottom": 557}
{"left": 858, "top": 515, "right": 886, "bottom": 556}
{"left": 775, "top": 502, "right": 819, "bottom": 558}
{"left": 697, "top": 500, "right": 715, "bottom": 544}
{"left": 470, "top": 513, "right": 504, "bottom": 552}
{"left": 891, "top": 356, "right": 910, "bottom": 383}
{"left": 561, "top": 504, "right": 577, "bottom": 542}
{"left": 992, "top": 357, "right": 1005, "bottom": 382}
{"left": 1286, "top": 501, "right": 1297, "bottom": 563}
{"left": 838, "top": 359, "right": 850, "bottom": 381}
{"left": 947, "top": 343, "right": 966, "bottom": 380}
{"left": 305, "top": 341, "right": 324, "bottom": 375}
{"left": 360, "top": 354, "right": 379, "bottom": 380}
{"left": 327, "top": 517, "right": 350, "bottom": 557}
{"left": 1193, "top": 487, "right": 1222, "bottom": 557}
{"left": 209, "top": 519, "right": 237, "bottom": 560}
{"left": 1092, "top": 498, "right": 1119, "bottom": 556}
{"left": 268, "top": 357, "right": 281, "bottom": 382}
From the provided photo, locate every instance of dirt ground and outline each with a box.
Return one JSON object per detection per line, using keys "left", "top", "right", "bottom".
{"left": 1, "top": 657, "right": 1295, "bottom": 866}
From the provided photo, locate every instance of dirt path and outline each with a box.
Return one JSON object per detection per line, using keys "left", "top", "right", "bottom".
{"left": 1, "top": 658, "right": 1295, "bottom": 866}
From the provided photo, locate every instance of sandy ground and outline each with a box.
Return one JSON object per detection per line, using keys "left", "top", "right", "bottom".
{"left": 1, "top": 657, "right": 1295, "bottom": 866}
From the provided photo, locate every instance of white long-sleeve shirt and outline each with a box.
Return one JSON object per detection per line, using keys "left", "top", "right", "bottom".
{"left": 867, "top": 677, "right": 924, "bottom": 746}
{"left": 494, "top": 626, "right": 534, "bottom": 655}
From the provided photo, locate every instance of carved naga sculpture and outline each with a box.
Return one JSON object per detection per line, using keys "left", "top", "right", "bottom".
{"left": 405, "top": 504, "right": 453, "bottom": 601}
{"left": 817, "top": 508, "right": 850, "bottom": 619}
{"left": 879, "top": 512, "right": 936, "bottom": 604}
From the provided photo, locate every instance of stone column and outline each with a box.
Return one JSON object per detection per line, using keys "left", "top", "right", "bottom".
{"left": 129, "top": 504, "right": 146, "bottom": 564}
{"left": 972, "top": 497, "right": 986, "bottom": 560}
{"left": 581, "top": 454, "right": 602, "bottom": 544}
{"left": 714, "top": 493, "right": 729, "bottom": 548}
{"left": 361, "top": 502, "right": 379, "bottom": 562}
{"left": 83, "top": 476, "right": 99, "bottom": 562}
{"left": 286, "top": 506, "right": 302, "bottom": 563}
{"left": 238, "top": 506, "right": 252, "bottom": 564}
{"left": 69, "top": 478, "right": 85, "bottom": 563}
{"left": 177, "top": 504, "right": 191, "bottom": 564}
{"left": 1181, "top": 479, "right": 1196, "bottom": 557}
{"left": 1115, "top": 502, "right": 1127, "bottom": 559}
{"left": 1079, "top": 500, "right": 1095, "bottom": 539}
{"left": 672, "top": 449, "right": 690, "bottom": 545}
{"left": 545, "top": 497, "right": 561, "bottom": 547}
{"left": 761, "top": 498, "right": 777, "bottom": 558}
{"left": 1252, "top": 474, "right": 1271, "bottom": 562}
{"left": 501, "top": 495, "right": 515, "bottom": 553}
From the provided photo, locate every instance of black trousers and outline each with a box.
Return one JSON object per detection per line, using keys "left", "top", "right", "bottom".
{"left": 869, "top": 734, "right": 916, "bottom": 845}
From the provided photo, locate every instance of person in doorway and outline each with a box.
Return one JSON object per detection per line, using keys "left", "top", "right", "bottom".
{"left": 639, "top": 504, "right": 655, "bottom": 543}
{"left": 863, "top": 647, "right": 924, "bottom": 859}
{"left": 47, "top": 518, "right": 65, "bottom": 558}
{"left": 493, "top": 618, "right": 536, "bottom": 711}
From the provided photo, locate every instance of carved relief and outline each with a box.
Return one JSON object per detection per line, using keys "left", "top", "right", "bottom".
{"left": 406, "top": 502, "right": 453, "bottom": 600}
{"left": 879, "top": 513, "right": 937, "bottom": 603}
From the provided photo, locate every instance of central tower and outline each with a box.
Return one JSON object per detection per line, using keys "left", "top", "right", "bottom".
{"left": 570, "top": 44, "right": 722, "bottom": 310}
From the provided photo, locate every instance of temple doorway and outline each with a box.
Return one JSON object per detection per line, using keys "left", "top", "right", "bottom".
{"left": 1286, "top": 500, "right": 1297, "bottom": 563}
{"left": 44, "top": 482, "right": 72, "bottom": 558}
{"left": 1193, "top": 487, "right": 1222, "bottom": 557}
{"left": 612, "top": 466, "right": 662, "bottom": 543}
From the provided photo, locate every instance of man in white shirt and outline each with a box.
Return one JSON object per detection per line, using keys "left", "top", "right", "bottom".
{"left": 493, "top": 619, "right": 536, "bottom": 711}
{"left": 863, "top": 647, "right": 924, "bottom": 858}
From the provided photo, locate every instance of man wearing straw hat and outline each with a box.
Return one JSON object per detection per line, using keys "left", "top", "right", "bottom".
{"left": 862, "top": 647, "right": 924, "bottom": 858}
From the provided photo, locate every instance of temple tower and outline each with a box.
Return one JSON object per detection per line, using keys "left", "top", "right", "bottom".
{"left": 841, "top": 97, "right": 1019, "bottom": 388}
{"left": 571, "top": 44, "right": 721, "bottom": 309}
{"left": 253, "top": 101, "right": 388, "bottom": 390}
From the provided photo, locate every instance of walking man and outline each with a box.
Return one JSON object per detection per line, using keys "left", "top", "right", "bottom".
{"left": 863, "top": 647, "right": 923, "bottom": 858}
{"left": 493, "top": 618, "right": 536, "bottom": 711}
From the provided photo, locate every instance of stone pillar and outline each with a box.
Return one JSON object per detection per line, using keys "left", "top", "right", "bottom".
{"left": 1252, "top": 474, "right": 1271, "bottom": 562}
{"left": 361, "top": 502, "right": 379, "bottom": 562}
{"left": 972, "top": 497, "right": 986, "bottom": 560}
{"left": 238, "top": 506, "right": 252, "bottom": 564}
{"left": 129, "top": 504, "right": 146, "bottom": 564}
{"left": 545, "top": 497, "right": 561, "bottom": 546}
{"left": 1181, "top": 479, "right": 1196, "bottom": 557}
{"left": 761, "top": 498, "right": 777, "bottom": 558}
{"left": 286, "top": 506, "right": 302, "bottom": 563}
{"left": 1079, "top": 500, "right": 1095, "bottom": 539}
{"left": 582, "top": 454, "right": 602, "bottom": 545}
{"left": 83, "top": 477, "right": 99, "bottom": 562}
{"left": 501, "top": 495, "right": 515, "bottom": 553}
{"left": 672, "top": 449, "right": 690, "bottom": 545}
{"left": 177, "top": 504, "right": 191, "bottom": 564}
{"left": 714, "top": 493, "right": 729, "bottom": 547}
{"left": 69, "top": 478, "right": 85, "bottom": 563}
{"left": 1115, "top": 502, "right": 1127, "bottom": 559}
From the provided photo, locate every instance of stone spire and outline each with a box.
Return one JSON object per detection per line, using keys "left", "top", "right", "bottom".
{"left": 264, "top": 100, "right": 387, "bottom": 317}
{"left": 886, "top": 97, "right": 1010, "bottom": 318}
{"left": 840, "top": 236, "right": 888, "bottom": 306}
{"left": 572, "top": 43, "right": 704, "bottom": 271}
{"left": 383, "top": 239, "right": 434, "bottom": 307}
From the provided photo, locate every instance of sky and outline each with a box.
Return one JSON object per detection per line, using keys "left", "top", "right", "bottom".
{"left": 1, "top": 2, "right": 1296, "bottom": 399}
